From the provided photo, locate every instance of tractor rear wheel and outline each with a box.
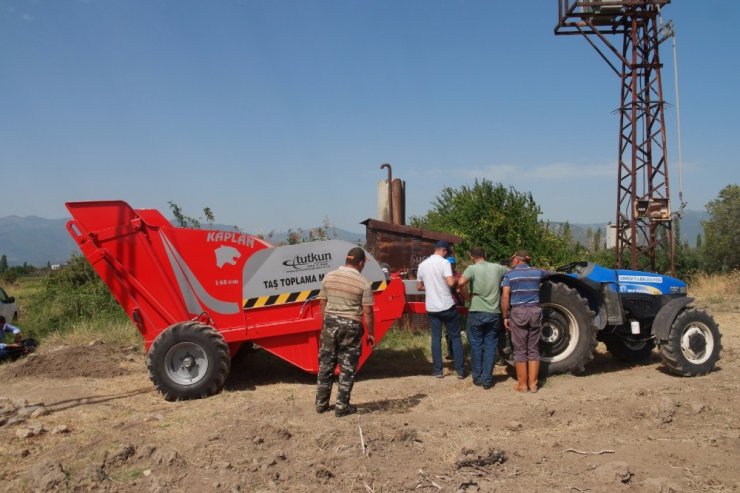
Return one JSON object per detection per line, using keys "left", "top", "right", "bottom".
{"left": 147, "top": 322, "right": 231, "bottom": 401}
{"left": 538, "top": 282, "right": 599, "bottom": 374}
{"left": 602, "top": 333, "right": 655, "bottom": 363}
{"left": 659, "top": 308, "right": 721, "bottom": 376}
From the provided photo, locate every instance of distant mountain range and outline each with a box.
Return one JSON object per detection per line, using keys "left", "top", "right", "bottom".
{"left": 0, "top": 215, "right": 364, "bottom": 267}
{"left": 0, "top": 211, "right": 706, "bottom": 267}
{"left": 548, "top": 209, "right": 707, "bottom": 249}
{"left": 0, "top": 216, "right": 78, "bottom": 266}
{"left": 674, "top": 209, "right": 709, "bottom": 246}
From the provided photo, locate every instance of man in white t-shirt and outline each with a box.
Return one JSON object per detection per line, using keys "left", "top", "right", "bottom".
{"left": 416, "top": 241, "right": 465, "bottom": 378}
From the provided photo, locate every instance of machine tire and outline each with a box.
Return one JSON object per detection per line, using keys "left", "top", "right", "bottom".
{"left": 538, "top": 281, "right": 599, "bottom": 374}
{"left": 659, "top": 308, "right": 721, "bottom": 376}
{"left": 147, "top": 321, "right": 231, "bottom": 401}
{"left": 602, "top": 333, "right": 655, "bottom": 363}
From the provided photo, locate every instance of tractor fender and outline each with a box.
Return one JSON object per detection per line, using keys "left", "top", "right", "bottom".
{"left": 544, "top": 274, "right": 608, "bottom": 331}
{"left": 652, "top": 297, "right": 694, "bottom": 342}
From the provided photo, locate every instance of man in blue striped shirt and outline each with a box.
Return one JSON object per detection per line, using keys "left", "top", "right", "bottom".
{"left": 501, "top": 250, "right": 549, "bottom": 393}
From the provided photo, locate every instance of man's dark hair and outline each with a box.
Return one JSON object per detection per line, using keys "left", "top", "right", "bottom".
{"left": 0, "top": 315, "right": 6, "bottom": 326}
{"left": 469, "top": 247, "right": 486, "bottom": 258}
{"left": 346, "top": 247, "right": 366, "bottom": 266}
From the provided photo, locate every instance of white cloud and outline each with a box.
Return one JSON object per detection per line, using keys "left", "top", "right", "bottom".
{"left": 457, "top": 164, "right": 519, "bottom": 181}
{"left": 453, "top": 161, "right": 614, "bottom": 182}
{"left": 528, "top": 162, "right": 615, "bottom": 180}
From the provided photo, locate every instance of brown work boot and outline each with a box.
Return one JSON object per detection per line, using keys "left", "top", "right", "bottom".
{"left": 527, "top": 360, "right": 540, "bottom": 393}
{"left": 513, "top": 362, "right": 528, "bottom": 392}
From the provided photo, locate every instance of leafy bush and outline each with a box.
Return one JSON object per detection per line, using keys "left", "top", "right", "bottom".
{"left": 22, "top": 254, "right": 127, "bottom": 338}
{"left": 410, "top": 179, "right": 577, "bottom": 267}
{"left": 701, "top": 184, "right": 739, "bottom": 273}
{"left": 0, "top": 262, "right": 37, "bottom": 284}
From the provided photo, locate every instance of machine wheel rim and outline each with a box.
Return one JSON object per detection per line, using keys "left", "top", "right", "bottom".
{"left": 680, "top": 322, "right": 713, "bottom": 365}
{"left": 164, "top": 342, "right": 210, "bottom": 386}
{"left": 540, "top": 303, "right": 580, "bottom": 363}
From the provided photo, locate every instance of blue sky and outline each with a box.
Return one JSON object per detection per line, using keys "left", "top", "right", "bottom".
{"left": 1, "top": 1, "right": 738, "bottom": 234}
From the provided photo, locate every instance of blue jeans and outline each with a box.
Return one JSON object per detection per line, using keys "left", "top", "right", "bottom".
{"left": 466, "top": 312, "right": 501, "bottom": 386}
{"left": 428, "top": 306, "right": 464, "bottom": 375}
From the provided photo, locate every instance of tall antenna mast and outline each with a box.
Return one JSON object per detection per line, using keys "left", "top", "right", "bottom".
{"left": 555, "top": 0, "right": 675, "bottom": 275}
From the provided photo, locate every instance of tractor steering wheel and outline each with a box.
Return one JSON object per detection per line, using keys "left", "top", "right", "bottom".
{"left": 555, "top": 261, "right": 586, "bottom": 275}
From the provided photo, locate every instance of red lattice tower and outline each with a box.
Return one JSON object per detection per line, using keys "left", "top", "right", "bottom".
{"left": 555, "top": 0, "right": 675, "bottom": 274}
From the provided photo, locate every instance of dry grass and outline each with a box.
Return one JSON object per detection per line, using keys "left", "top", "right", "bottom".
{"left": 688, "top": 270, "right": 740, "bottom": 305}
{"left": 2, "top": 276, "right": 43, "bottom": 298}
{"left": 378, "top": 326, "right": 429, "bottom": 353}
{"left": 40, "top": 319, "right": 143, "bottom": 348}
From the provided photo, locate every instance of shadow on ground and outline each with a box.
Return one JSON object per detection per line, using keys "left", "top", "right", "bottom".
{"left": 359, "top": 393, "right": 427, "bottom": 414}
{"left": 359, "top": 347, "right": 433, "bottom": 379}
{"left": 501, "top": 349, "right": 670, "bottom": 386}
{"left": 224, "top": 348, "right": 313, "bottom": 391}
{"left": 224, "top": 339, "right": 685, "bottom": 391}
{"left": 224, "top": 344, "right": 433, "bottom": 391}
{"left": 576, "top": 350, "right": 662, "bottom": 376}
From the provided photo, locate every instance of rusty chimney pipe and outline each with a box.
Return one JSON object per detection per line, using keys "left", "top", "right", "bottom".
{"left": 380, "top": 163, "right": 394, "bottom": 224}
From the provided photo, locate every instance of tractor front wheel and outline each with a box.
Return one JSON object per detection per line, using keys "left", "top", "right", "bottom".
{"left": 147, "top": 322, "right": 231, "bottom": 401}
{"left": 659, "top": 308, "right": 721, "bottom": 376}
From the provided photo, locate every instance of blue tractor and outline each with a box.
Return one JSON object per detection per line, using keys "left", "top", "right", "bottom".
{"left": 519, "top": 262, "right": 721, "bottom": 376}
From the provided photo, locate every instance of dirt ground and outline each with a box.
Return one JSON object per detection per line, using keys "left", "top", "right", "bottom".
{"left": 1, "top": 302, "right": 738, "bottom": 493}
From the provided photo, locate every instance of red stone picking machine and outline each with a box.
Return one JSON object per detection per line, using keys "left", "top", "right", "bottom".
{"left": 66, "top": 200, "right": 413, "bottom": 401}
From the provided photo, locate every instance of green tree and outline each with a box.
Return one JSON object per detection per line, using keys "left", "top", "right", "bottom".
{"left": 168, "top": 201, "right": 201, "bottom": 228}
{"left": 593, "top": 227, "right": 602, "bottom": 251}
{"left": 2, "top": 269, "right": 18, "bottom": 284}
{"left": 560, "top": 222, "right": 572, "bottom": 245}
{"left": 673, "top": 217, "right": 701, "bottom": 278}
{"left": 285, "top": 228, "right": 304, "bottom": 245}
{"left": 702, "top": 184, "right": 740, "bottom": 272}
{"left": 1, "top": 262, "right": 37, "bottom": 283}
{"left": 168, "top": 202, "right": 221, "bottom": 229}
{"left": 203, "top": 207, "right": 215, "bottom": 227}
{"left": 409, "top": 179, "right": 574, "bottom": 267}
{"left": 0, "top": 254, "right": 7, "bottom": 273}
{"left": 585, "top": 247, "right": 617, "bottom": 268}
{"left": 322, "top": 216, "right": 337, "bottom": 239}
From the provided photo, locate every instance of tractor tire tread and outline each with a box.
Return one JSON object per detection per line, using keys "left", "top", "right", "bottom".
{"left": 539, "top": 282, "right": 598, "bottom": 375}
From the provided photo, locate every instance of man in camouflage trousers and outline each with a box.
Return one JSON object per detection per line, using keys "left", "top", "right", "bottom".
{"left": 315, "top": 247, "right": 376, "bottom": 417}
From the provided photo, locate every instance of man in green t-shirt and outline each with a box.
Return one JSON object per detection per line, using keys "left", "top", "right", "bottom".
{"left": 457, "top": 247, "right": 509, "bottom": 389}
